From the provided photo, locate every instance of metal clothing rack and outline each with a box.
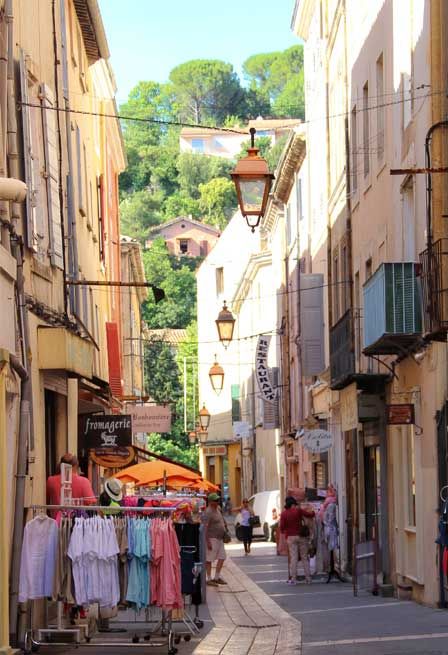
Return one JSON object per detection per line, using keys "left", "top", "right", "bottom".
{"left": 23, "top": 503, "right": 188, "bottom": 655}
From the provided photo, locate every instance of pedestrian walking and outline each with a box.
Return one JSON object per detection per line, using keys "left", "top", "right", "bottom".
{"left": 232, "top": 498, "right": 255, "bottom": 555}
{"left": 203, "top": 492, "right": 229, "bottom": 586}
{"left": 280, "top": 496, "right": 315, "bottom": 585}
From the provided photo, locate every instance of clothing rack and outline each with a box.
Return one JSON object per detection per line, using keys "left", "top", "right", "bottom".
{"left": 23, "top": 503, "right": 189, "bottom": 655}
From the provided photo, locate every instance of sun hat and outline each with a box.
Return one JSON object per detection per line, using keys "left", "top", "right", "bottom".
{"left": 208, "top": 492, "right": 220, "bottom": 502}
{"left": 104, "top": 478, "right": 123, "bottom": 502}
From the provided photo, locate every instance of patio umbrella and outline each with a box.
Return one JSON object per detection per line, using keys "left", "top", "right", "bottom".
{"left": 185, "top": 478, "right": 220, "bottom": 492}
{"left": 116, "top": 460, "right": 199, "bottom": 486}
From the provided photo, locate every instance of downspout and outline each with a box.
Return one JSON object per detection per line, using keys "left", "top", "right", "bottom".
{"left": 0, "top": 0, "right": 10, "bottom": 248}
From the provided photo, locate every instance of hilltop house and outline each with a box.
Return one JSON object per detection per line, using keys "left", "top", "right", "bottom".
{"left": 146, "top": 216, "right": 220, "bottom": 257}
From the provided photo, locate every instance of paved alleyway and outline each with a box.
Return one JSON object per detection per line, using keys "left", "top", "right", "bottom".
{"left": 230, "top": 541, "right": 448, "bottom": 655}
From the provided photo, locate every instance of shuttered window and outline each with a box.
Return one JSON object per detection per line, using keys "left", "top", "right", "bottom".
{"left": 231, "top": 384, "right": 241, "bottom": 423}
{"left": 300, "top": 274, "right": 325, "bottom": 376}
{"left": 40, "top": 84, "right": 64, "bottom": 269}
{"left": 97, "top": 175, "right": 105, "bottom": 261}
{"left": 106, "top": 322, "right": 123, "bottom": 398}
{"left": 262, "top": 367, "right": 280, "bottom": 429}
{"left": 75, "top": 125, "right": 86, "bottom": 217}
{"left": 19, "top": 50, "right": 39, "bottom": 252}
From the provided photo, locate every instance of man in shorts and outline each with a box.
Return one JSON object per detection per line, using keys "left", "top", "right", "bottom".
{"left": 204, "top": 492, "right": 228, "bottom": 586}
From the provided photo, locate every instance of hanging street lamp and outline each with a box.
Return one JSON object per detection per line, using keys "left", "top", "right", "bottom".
{"left": 188, "top": 430, "right": 197, "bottom": 445}
{"left": 197, "top": 428, "right": 208, "bottom": 445}
{"left": 216, "top": 301, "right": 235, "bottom": 349}
{"left": 209, "top": 356, "right": 225, "bottom": 395}
{"left": 198, "top": 403, "right": 211, "bottom": 431}
{"left": 231, "top": 127, "right": 275, "bottom": 232}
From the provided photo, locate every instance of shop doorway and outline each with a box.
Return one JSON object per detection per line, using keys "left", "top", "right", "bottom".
{"left": 364, "top": 443, "right": 382, "bottom": 545}
{"left": 45, "top": 390, "right": 57, "bottom": 478}
{"left": 344, "top": 431, "right": 355, "bottom": 573}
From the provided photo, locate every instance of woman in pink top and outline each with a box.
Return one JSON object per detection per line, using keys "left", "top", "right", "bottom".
{"left": 46, "top": 453, "right": 96, "bottom": 507}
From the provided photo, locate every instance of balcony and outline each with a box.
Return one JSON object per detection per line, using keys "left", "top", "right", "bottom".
{"left": 363, "top": 263, "right": 423, "bottom": 356}
{"left": 330, "top": 309, "right": 355, "bottom": 389}
{"left": 419, "top": 239, "right": 448, "bottom": 339}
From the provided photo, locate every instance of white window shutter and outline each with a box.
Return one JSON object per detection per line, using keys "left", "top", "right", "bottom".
{"left": 262, "top": 367, "right": 280, "bottom": 429}
{"left": 75, "top": 125, "right": 86, "bottom": 216}
{"left": 19, "top": 50, "right": 39, "bottom": 251}
{"left": 40, "top": 84, "right": 64, "bottom": 269}
{"left": 301, "top": 274, "right": 325, "bottom": 376}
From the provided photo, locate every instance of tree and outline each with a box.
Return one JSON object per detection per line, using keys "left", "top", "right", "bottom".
{"left": 119, "top": 191, "right": 164, "bottom": 242}
{"left": 146, "top": 434, "right": 198, "bottom": 469}
{"left": 144, "top": 338, "right": 182, "bottom": 405}
{"left": 199, "top": 177, "right": 236, "bottom": 229}
{"left": 169, "top": 59, "right": 246, "bottom": 124}
{"left": 273, "top": 70, "right": 305, "bottom": 119}
{"left": 177, "top": 153, "right": 234, "bottom": 199}
{"left": 176, "top": 322, "right": 199, "bottom": 434}
{"left": 163, "top": 193, "right": 201, "bottom": 220}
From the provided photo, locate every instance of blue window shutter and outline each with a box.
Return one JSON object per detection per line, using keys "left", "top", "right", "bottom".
{"left": 301, "top": 274, "right": 325, "bottom": 376}
{"left": 20, "top": 51, "right": 39, "bottom": 251}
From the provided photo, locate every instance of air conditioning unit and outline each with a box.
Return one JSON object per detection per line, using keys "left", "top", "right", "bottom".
{"left": 363, "top": 262, "right": 422, "bottom": 355}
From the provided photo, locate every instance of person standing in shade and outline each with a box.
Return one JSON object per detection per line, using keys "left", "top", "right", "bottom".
{"left": 280, "top": 496, "right": 315, "bottom": 585}
{"left": 233, "top": 498, "right": 254, "bottom": 555}
{"left": 46, "top": 453, "right": 96, "bottom": 508}
{"left": 204, "top": 493, "right": 228, "bottom": 586}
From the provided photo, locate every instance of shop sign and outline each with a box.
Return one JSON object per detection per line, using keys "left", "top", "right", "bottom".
{"left": 90, "top": 446, "right": 135, "bottom": 468}
{"left": 255, "top": 336, "right": 277, "bottom": 402}
{"left": 302, "top": 429, "right": 333, "bottom": 454}
{"left": 127, "top": 404, "right": 171, "bottom": 434}
{"left": 80, "top": 414, "right": 132, "bottom": 449}
{"left": 386, "top": 404, "right": 415, "bottom": 425}
{"left": 203, "top": 445, "right": 227, "bottom": 456}
{"left": 232, "top": 421, "right": 251, "bottom": 439}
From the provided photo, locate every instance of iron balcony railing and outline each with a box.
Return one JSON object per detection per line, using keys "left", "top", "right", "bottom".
{"left": 419, "top": 239, "right": 448, "bottom": 336}
{"left": 330, "top": 308, "right": 355, "bottom": 389}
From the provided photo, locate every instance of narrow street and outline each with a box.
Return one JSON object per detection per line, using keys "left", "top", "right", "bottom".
{"left": 229, "top": 542, "right": 448, "bottom": 655}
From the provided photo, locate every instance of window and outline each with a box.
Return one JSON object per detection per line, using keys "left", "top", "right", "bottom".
{"left": 97, "top": 175, "right": 105, "bottom": 261}
{"left": 354, "top": 271, "right": 361, "bottom": 364}
{"left": 402, "top": 177, "right": 415, "bottom": 260}
{"left": 333, "top": 249, "right": 340, "bottom": 321}
{"left": 363, "top": 82, "right": 370, "bottom": 178}
{"left": 179, "top": 239, "right": 189, "bottom": 254}
{"left": 365, "top": 258, "right": 372, "bottom": 281}
{"left": 402, "top": 72, "right": 413, "bottom": 129}
{"left": 376, "top": 54, "right": 385, "bottom": 162}
{"left": 191, "top": 138, "right": 204, "bottom": 153}
{"left": 216, "top": 267, "right": 224, "bottom": 295}
{"left": 341, "top": 242, "right": 350, "bottom": 314}
{"left": 351, "top": 106, "right": 357, "bottom": 194}
{"left": 407, "top": 427, "right": 416, "bottom": 526}
{"left": 313, "top": 461, "right": 328, "bottom": 489}
{"left": 75, "top": 125, "right": 86, "bottom": 217}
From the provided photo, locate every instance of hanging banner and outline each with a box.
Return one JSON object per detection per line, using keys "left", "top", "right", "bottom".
{"left": 302, "top": 429, "right": 333, "bottom": 454}
{"left": 127, "top": 405, "right": 172, "bottom": 434}
{"left": 80, "top": 414, "right": 132, "bottom": 450}
{"left": 255, "top": 335, "right": 277, "bottom": 402}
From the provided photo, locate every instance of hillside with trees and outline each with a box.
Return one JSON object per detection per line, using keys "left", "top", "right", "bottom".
{"left": 121, "top": 47, "right": 304, "bottom": 466}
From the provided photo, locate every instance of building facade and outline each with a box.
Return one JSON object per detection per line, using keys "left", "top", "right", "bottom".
{"left": 146, "top": 215, "right": 220, "bottom": 258}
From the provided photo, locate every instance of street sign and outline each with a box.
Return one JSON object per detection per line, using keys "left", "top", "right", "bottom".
{"left": 386, "top": 404, "right": 415, "bottom": 425}
{"left": 255, "top": 336, "right": 277, "bottom": 402}
{"left": 302, "top": 429, "right": 333, "bottom": 454}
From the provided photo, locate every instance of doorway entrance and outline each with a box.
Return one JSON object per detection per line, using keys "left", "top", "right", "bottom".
{"left": 364, "top": 444, "right": 382, "bottom": 544}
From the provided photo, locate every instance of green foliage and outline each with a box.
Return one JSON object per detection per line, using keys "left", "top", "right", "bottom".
{"left": 237, "top": 136, "right": 272, "bottom": 160}
{"left": 177, "top": 153, "right": 234, "bottom": 199}
{"left": 146, "top": 433, "right": 199, "bottom": 470}
{"left": 119, "top": 191, "right": 164, "bottom": 241}
{"left": 242, "top": 45, "right": 304, "bottom": 119}
{"left": 163, "top": 193, "right": 201, "bottom": 220}
{"left": 169, "top": 59, "right": 246, "bottom": 124}
{"left": 142, "top": 238, "right": 197, "bottom": 328}
{"left": 199, "top": 177, "right": 236, "bottom": 229}
{"left": 144, "top": 339, "right": 182, "bottom": 404}
{"left": 176, "top": 322, "right": 199, "bottom": 433}
{"left": 266, "top": 133, "right": 290, "bottom": 171}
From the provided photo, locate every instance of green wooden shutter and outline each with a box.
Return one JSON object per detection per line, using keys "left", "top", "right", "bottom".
{"left": 231, "top": 384, "right": 241, "bottom": 422}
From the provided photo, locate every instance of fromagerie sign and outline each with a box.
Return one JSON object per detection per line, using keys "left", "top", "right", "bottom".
{"left": 255, "top": 335, "right": 277, "bottom": 402}
{"left": 128, "top": 405, "right": 172, "bottom": 434}
{"left": 80, "top": 414, "right": 132, "bottom": 449}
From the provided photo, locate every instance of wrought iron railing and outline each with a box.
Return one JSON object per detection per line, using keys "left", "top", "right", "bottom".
{"left": 330, "top": 308, "right": 355, "bottom": 388}
{"left": 419, "top": 239, "right": 448, "bottom": 335}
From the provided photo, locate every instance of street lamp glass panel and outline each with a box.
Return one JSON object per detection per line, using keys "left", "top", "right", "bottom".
{"left": 239, "top": 178, "right": 265, "bottom": 214}
{"left": 216, "top": 302, "right": 235, "bottom": 348}
{"left": 198, "top": 429, "right": 208, "bottom": 445}
{"left": 188, "top": 431, "right": 197, "bottom": 445}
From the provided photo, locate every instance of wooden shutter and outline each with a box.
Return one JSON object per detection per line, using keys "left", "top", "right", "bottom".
{"left": 106, "top": 322, "right": 123, "bottom": 398}
{"left": 19, "top": 50, "right": 39, "bottom": 251}
{"left": 231, "top": 384, "right": 241, "bottom": 422}
{"left": 301, "top": 273, "right": 325, "bottom": 376}
{"left": 75, "top": 125, "right": 86, "bottom": 216}
{"left": 263, "top": 367, "right": 280, "bottom": 429}
{"left": 41, "top": 84, "right": 64, "bottom": 269}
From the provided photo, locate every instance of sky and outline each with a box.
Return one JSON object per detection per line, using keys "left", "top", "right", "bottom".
{"left": 98, "top": 0, "right": 299, "bottom": 105}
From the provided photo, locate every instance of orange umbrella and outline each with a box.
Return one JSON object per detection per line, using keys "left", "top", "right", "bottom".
{"left": 186, "top": 478, "right": 220, "bottom": 492}
{"left": 116, "top": 460, "right": 199, "bottom": 486}
{"left": 135, "top": 475, "right": 202, "bottom": 489}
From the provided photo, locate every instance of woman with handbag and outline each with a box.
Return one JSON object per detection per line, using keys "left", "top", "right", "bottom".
{"left": 280, "top": 496, "right": 315, "bottom": 585}
{"left": 233, "top": 499, "right": 256, "bottom": 555}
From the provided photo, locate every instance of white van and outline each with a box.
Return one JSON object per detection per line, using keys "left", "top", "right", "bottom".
{"left": 244, "top": 490, "right": 280, "bottom": 540}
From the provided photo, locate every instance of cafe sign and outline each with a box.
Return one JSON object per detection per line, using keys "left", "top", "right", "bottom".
{"left": 127, "top": 404, "right": 171, "bottom": 434}
{"left": 80, "top": 414, "right": 132, "bottom": 450}
{"left": 302, "top": 429, "right": 333, "bottom": 454}
{"left": 386, "top": 404, "right": 415, "bottom": 425}
{"left": 255, "top": 335, "right": 277, "bottom": 402}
